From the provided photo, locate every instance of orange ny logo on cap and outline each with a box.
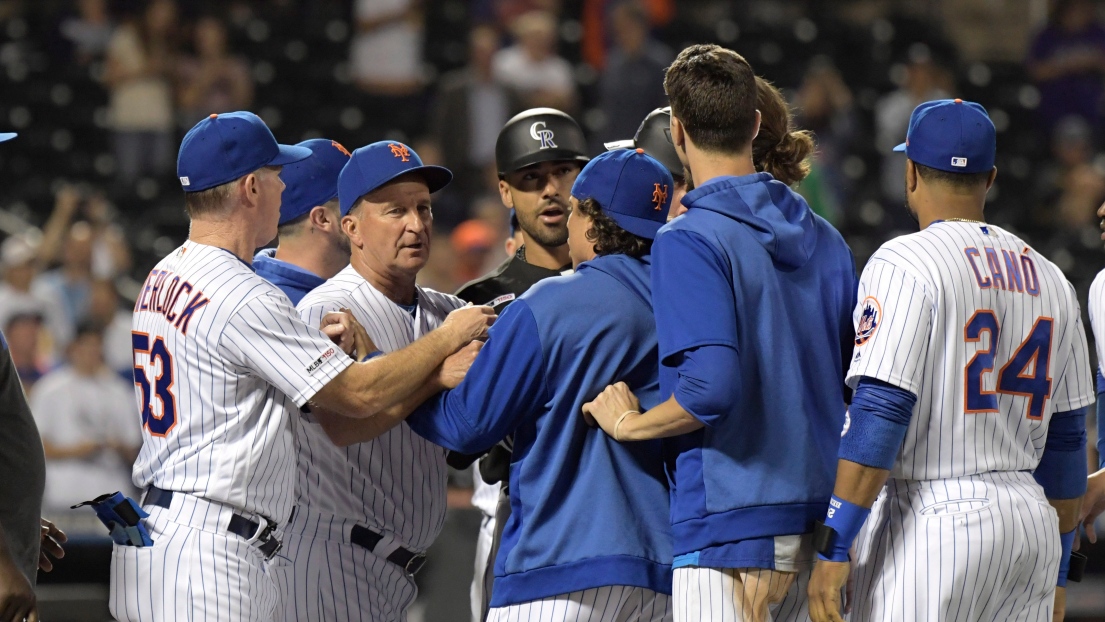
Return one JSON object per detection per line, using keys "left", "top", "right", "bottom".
{"left": 389, "top": 143, "right": 411, "bottom": 162}
{"left": 331, "top": 141, "right": 351, "bottom": 157}
{"left": 651, "top": 183, "right": 669, "bottom": 211}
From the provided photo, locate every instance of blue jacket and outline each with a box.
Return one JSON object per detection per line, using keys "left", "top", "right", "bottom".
{"left": 653, "top": 173, "right": 856, "bottom": 566}
{"left": 252, "top": 249, "right": 327, "bottom": 305}
{"left": 407, "top": 254, "right": 672, "bottom": 606}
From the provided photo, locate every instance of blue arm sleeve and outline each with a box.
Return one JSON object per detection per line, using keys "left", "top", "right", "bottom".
{"left": 652, "top": 229, "right": 737, "bottom": 362}
{"left": 838, "top": 377, "right": 917, "bottom": 470}
{"left": 1097, "top": 371, "right": 1105, "bottom": 469}
{"left": 1033, "top": 407, "right": 1088, "bottom": 500}
{"left": 405, "top": 301, "right": 549, "bottom": 454}
{"left": 671, "top": 345, "right": 740, "bottom": 427}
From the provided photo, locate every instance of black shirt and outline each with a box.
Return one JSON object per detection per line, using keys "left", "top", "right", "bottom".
{"left": 455, "top": 247, "right": 571, "bottom": 310}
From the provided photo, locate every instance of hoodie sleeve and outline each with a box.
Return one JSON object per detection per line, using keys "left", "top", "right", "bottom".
{"left": 651, "top": 228, "right": 738, "bottom": 362}
{"left": 406, "top": 300, "right": 549, "bottom": 454}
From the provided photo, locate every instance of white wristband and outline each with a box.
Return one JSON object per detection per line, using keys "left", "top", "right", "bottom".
{"left": 613, "top": 410, "right": 640, "bottom": 442}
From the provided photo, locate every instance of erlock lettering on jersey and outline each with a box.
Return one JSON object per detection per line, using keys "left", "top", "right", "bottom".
{"left": 294, "top": 265, "right": 462, "bottom": 552}
{"left": 130, "top": 242, "right": 353, "bottom": 521}
{"left": 846, "top": 221, "right": 1094, "bottom": 480}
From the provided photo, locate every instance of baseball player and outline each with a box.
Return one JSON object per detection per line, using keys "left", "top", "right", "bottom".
{"left": 451, "top": 107, "right": 590, "bottom": 621}
{"left": 807, "top": 99, "right": 1093, "bottom": 622}
{"left": 585, "top": 45, "right": 856, "bottom": 622}
{"left": 407, "top": 148, "right": 675, "bottom": 621}
{"left": 605, "top": 107, "right": 688, "bottom": 221}
{"left": 110, "top": 112, "right": 493, "bottom": 622}
{"left": 254, "top": 138, "right": 351, "bottom": 304}
{"left": 278, "top": 140, "right": 482, "bottom": 621}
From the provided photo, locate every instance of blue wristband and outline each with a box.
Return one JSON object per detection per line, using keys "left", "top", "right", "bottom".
{"left": 818, "top": 495, "right": 871, "bottom": 562}
{"left": 361, "top": 350, "right": 383, "bottom": 362}
{"left": 1057, "top": 529, "right": 1076, "bottom": 587}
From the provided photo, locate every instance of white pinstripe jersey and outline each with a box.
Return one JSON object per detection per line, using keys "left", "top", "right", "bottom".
{"left": 295, "top": 265, "right": 462, "bottom": 552}
{"left": 1088, "top": 269, "right": 1105, "bottom": 380}
{"left": 130, "top": 242, "right": 353, "bottom": 521}
{"left": 846, "top": 221, "right": 1094, "bottom": 480}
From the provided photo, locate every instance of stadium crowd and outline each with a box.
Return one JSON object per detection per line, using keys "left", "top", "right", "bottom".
{"left": 1, "top": 0, "right": 1105, "bottom": 619}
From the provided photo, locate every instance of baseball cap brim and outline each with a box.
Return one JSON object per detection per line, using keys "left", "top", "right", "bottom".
{"left": 0, "top": 133, "right": 17, "bottom": 143}
{"left": 269, "top": 143, "right": 313, "bottom": 166}
{"left": 892, "top": 142, "right": 907, "bottom": 152}
{"left": 607, "top": 211, "right": 665, "bottom": 240}
{"left": 388, "top": 165, "right": 454, "bottom": 194}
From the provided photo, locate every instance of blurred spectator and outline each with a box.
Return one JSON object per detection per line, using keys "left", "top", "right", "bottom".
{"left": 30, "top": 323, "right": 140, "bottom": 516}
{"left": 102, "top": 0, "right": 178, "bottom": 186}
{"left": 352, "top": 0, "right": 424, "bottom": 95}
{"left": 1027, "top": 0, "right": 1105, "bottom": 138}
{"left": 59, "top": 0, "right": 114, "bottom": 66}
{"left": 493, "top": 11, "right": 577, "bottom": 112}
{"left": 4, "top": 313, "right": 48, "bottom": 394}
{"left": 795, "top": 60, "right": 856, "bottom": 223}
{"left": 88, "top": 278, "right": 132, "bottom": 379}
{"left": 430, "top": 25, "right": 521, "bottom": 202}
{"left": 1037, "top": 116, "right": 1105, "bottom": 232}
{"left": 875, "top": 45, "right": 951, "bottom": 207}
{"left": 33, "top": 223, "right": 96, "bottom": 335}
{"left": 450, "top": 219, "right": 498, "bottom": 285}
{"left": 492, "top": 0, "right": 564, "bottom": 26}
{"left": 595, "top": 1, "right": 672, "bottom": 147}
{"left": 581, "top": 0, "right": 674, "bottom": 70}
{"left": 177, "top": 16, "right": 253, "bottom": 129}
{"left": 37, "top": 185, "right": 131, "bottom": 280}
{"left": 351, "top": 0, "right": 425, "bottom": 138}
{"left": 0, "top": 235, "right": 71, "bottom": 355}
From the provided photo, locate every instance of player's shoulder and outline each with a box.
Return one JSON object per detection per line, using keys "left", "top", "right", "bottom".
{"left": 455, "top": 258, "right": 513, "bottom": 300}
{"left": 1090, "top": 267, "right": 1105, "bottom": 304}
{"left": 160, "top": 242, "right": 287, "bottom": 312}
{"left": 297, "top": 266, "right": 365, "bottom": 310}
{"left": 416, "top": 286, "right": 465, "bottom": 313}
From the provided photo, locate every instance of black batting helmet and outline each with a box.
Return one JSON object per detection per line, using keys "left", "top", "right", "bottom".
{"left": 496, "top": 108, "right": 589, "bottom": 176}
{"left": 604, "top": 107, "right": 683, "bottom": 179}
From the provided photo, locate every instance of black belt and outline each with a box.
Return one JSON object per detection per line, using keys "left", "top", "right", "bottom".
{"left": 145, "top": 487, "right": 282, "bottom": 560}
{"left": 350, "top": 525, "right": 426, "bottom": 575}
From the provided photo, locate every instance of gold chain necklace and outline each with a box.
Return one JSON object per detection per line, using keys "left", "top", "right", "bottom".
{"left": 943, "top": 218, "right": 986, "bottom": 224}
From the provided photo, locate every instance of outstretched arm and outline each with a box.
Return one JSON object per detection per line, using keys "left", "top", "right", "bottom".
{"left": 312, "top": 341, "right": 483, "bottom": 446}
{"left": 311, "top": 305, "right": 495, "bottom": 419}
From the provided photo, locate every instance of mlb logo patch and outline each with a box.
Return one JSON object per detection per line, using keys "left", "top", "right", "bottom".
{"left": 951, "top": 157, "right": 968, "bottom": 168}
{"left": 180, "top": 176, "right": 191, "bottom": 186}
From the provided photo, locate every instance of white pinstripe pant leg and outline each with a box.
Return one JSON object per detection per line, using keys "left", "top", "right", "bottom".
{"left": 110, "top": 512, "right": 281, "bottom": 622}
{"left": 277, "top": 529, "right": 418, "bottom": 622}
{"left": 673, "top": 567, "right": 802, "bottom": 622}
{"left": 471, "top": 513, "right": 495, "bottom": 622}
{"left": 850, "top": 473, "right": 1059, "bottom": 622}
{"left": 487, "top": 586, "right": 672, "bottom": 622}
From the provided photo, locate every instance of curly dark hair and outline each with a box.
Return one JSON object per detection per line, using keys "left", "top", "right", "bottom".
{"left": 575, "top": 198, "right": 653, "bottom": 258}
{"left": 753, "top": 76, "right": 814, "bottom": 187}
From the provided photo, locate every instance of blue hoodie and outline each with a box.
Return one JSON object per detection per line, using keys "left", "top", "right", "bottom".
{"left": 252, "top": 249, "right": 326, "bottom": 305}
{"left": 653, "top": 173, "right": 856, "bottom": 568}
{"left": 406, "top": 254, "right": 672, "bottom": 606}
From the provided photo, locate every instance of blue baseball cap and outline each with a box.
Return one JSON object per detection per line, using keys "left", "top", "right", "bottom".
{"left": 571, "top": 148, "right": 673, "bottom": 240}
{"left": 177, "top": 111, "right": 312, "bottom": 192}
{"left": 0, "top": 133, "right": 16, "bottom": 143}
{"left": 893, "top": 99, "right": 996, "bottom": 174}
{"left": 278, "top": 139, "right": 352, "bottom": 225}
{"left": 338, "top": 141, "right": 452, "bottom": 216}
